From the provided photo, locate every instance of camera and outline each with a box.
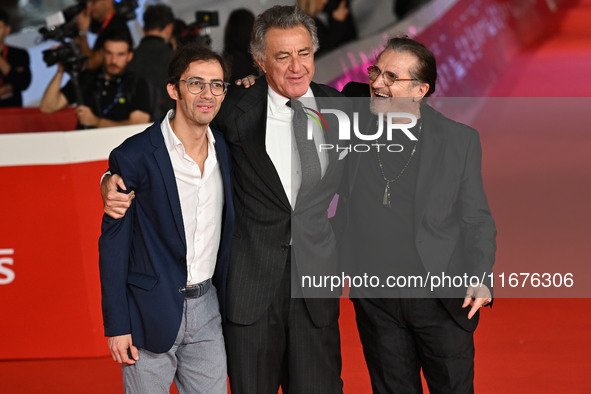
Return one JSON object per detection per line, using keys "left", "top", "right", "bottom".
{"left": 62, "top": 0, "right": 88, "bottom": 22}
{"left": 42, "top": 43, "right": 86, "bottom": 73}
{"left": 179, "top": 11, "right": 219, "bottom": 48}
{"left": 39, "top": 0, "right": 86, "bottom": 43}
{"left": 41, "top": 0, "right": 139, "bottom": 42}
{"left": 39, "top": 22, "right": 80, "bottom": 42}
{"left": 114, "top": 0, "right": 139, "bottom": 22}
{"left": 195, "top": 11, "right": 219, "bottom": 28}
{"left": 43, "top": 0, "right": 87, "bottom": 28}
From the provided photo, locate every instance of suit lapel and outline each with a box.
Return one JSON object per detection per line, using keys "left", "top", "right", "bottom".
{"left": 311, "top": 83, "right": 339, "bottom": 167}
{"left": 414, "top": 106, "right": 446, "bottom": 236}
{"left": 235, "top": 80, "right": 292, "bottom": 211}
{"left": 213, "top": 131, "right": 233, "bottom": 216}
{"left": 149, "top": 124, "right": 186, "bottom": 247}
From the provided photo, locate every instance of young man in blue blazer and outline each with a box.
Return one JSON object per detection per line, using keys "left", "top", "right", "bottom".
{"left": 98, "top": 43, "right": 234, "bottom": 393}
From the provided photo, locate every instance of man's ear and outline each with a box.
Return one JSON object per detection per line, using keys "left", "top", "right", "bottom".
{"left": 167, "top": 83, "right": 179, "bottom": 101}
{"left": 418, "top": 82, "right": 429, "bottom": 99}
{"left": 413, "top": 82, "right": 429, "bottom": 102}
{"left": 164, "top": 23, "right": 174, "bottom": 41}
{"left": 254, "top": 56, "right": 266, "bottom": 74}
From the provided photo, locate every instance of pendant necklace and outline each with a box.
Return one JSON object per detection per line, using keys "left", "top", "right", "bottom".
{"left": 375, "top": 118, "right": 422, "bottom": 207}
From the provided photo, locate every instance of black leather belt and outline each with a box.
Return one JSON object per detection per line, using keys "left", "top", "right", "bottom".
{"left": 178, "top": 278, "right": 211, "bottom": 299}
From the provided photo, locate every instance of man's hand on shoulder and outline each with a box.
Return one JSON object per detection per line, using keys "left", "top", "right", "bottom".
{"left": 234, "top": 74, "right": 257, "bottom": 88}
{"left": 101, "top": 174, "right": 134, "bottom": 219}
{"left": 108, "top": 334, "right": 139, "bottom": 365}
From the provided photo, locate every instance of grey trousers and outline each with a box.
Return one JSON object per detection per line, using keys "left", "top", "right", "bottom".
{"left": 122, "top": 286, "right": 227, "bottom": 394}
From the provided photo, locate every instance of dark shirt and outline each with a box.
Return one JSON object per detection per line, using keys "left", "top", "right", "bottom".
{"left": 61, "top": 69, "right": 151, "bottom": 129}
{"left": 127, "top": 35, "right": 174, "bottom": 121}
{"left": 348, "top": 118, "right": 425, "bottom": 295}
{"left": 0, "top": 45, "right": 32, "bottom": 107}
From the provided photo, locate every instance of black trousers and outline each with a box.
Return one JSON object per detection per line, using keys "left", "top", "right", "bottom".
{"left": 224, "top": 256, "right": 343, "bottom": 394}
{"left": 352, "top": 297, "right": 475, "bottom": 394}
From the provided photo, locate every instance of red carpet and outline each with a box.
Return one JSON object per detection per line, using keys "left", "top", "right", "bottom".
{"left": 2, "top": 0, "right": 591, "bottom": 392}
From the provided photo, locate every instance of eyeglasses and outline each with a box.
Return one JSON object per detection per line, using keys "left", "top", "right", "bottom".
{"left": 180, "top": 78, "right": 230, "bottom": 96}
{"left": 367, "top": 65, "right": 418, "bottom": 86}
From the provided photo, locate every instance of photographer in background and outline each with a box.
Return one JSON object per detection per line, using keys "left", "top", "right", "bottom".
{"left": 127, "top": 4, "right": 175, "bottom": 121}
{"left": 74, "top": 0, "right": 131, "bottom": 70}
{"left": 0, "top": 8, "right": 31, "bottom": 107}
{"left": 40, "top": 29, "right": 151, "bottom": 129}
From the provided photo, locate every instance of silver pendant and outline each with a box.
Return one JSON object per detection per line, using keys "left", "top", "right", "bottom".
{"left": 383, "top": 182, "right": 390, "bottom": 207}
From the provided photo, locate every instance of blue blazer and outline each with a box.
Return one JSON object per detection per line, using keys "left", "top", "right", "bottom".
{"left": 98, "top": 120, "right": 234, "bottom": 353}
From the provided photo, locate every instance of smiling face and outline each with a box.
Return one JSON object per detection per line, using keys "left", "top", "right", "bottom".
{"left": 255, "top": 24, "right": 315, "bottom": 99}
{"left": 167, "top": 60, "right": 226, "bottom": 130}
{"left": 369, "top": 49, "right": 429, "bottom": 116}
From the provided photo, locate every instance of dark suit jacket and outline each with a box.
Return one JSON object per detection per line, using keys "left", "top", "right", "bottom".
{"left": 212, "top": 79, "right": 349, "bottom": 327}
{"left": 339, "top": 83, "right": 496, "bottom": 331}
{"left": 98, "top": 120, "right": 235, "bottom": 353}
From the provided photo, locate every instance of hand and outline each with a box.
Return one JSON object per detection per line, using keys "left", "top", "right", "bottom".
{"left": 0, "top": 85, "right": 13, "bottom": 99}
{"left": 462, "top": 284, "right": 492, "bottom": 319}
{"left": 332, "top": 0, "right": 350, "bottom": 22}
{"left": 108, "top": 334, "right": 139, "bottom": 365}
{"left": 75, "top": 6, "right": 91, "bottom": 33}
{"left": 101, "top": 173, "right": 135, "bottom": 219}
{"left": 234, "top": 74, "right": 257, "bottom": 88}
{"left": 76, "top": 105, "right": 99, "bottom": 127}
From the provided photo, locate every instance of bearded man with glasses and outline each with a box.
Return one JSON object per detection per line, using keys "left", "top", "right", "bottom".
{"left": 98, "top": 43, "right": 234, "bottom": 393}
{"left": 339, "top": 37, "right": 497, "bottom": 393}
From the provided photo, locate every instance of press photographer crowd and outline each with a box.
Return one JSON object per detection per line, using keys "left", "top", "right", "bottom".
{"left": 0, "top": 0, "right": 385, "bottom": 129}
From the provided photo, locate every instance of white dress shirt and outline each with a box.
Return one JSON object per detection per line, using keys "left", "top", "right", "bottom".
{"left": 265, "top": 87, "right": 327, "bottom": 208}
{"left": 161, "top": 110, "right": 224, "bottom": 285}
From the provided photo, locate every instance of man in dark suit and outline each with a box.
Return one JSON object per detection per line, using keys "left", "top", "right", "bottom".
{"left": 211, "top": 6, "right": 348, "bottom": 393}
{"left": 98, "top": 43, "right": 234, "bottom": 393}
{"left": 339, "top": 37, "right": 496, "bottom": 393}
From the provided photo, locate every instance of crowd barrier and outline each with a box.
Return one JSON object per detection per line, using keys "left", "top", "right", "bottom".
{"left": 0, "top": 107, "right": 77, "bottom": 134}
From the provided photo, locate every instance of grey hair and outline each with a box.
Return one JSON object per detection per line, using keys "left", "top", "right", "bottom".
{"left": 249, "top": 5, "right": 319, "bottom": 63}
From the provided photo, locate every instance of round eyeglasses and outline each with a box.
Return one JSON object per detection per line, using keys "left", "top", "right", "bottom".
{"left": 367, "top": 65, "right": 418, "bottom": 86}
{"left": 180, "top": 78, "right": 230, "bottom": 96}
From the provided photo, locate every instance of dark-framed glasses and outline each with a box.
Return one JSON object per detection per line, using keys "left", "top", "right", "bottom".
{"left": 180, "top": 78, "right": 230, "bottom": 96}
{"left": 367, "top": 65, "right": 418, "bottom": 86}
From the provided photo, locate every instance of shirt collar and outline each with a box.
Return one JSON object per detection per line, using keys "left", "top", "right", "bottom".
{"left": 267, "top": 86, "right": 314, "bottom": 115}
{"left": 161, "top": 109, "right": 216, "bottom": 153}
